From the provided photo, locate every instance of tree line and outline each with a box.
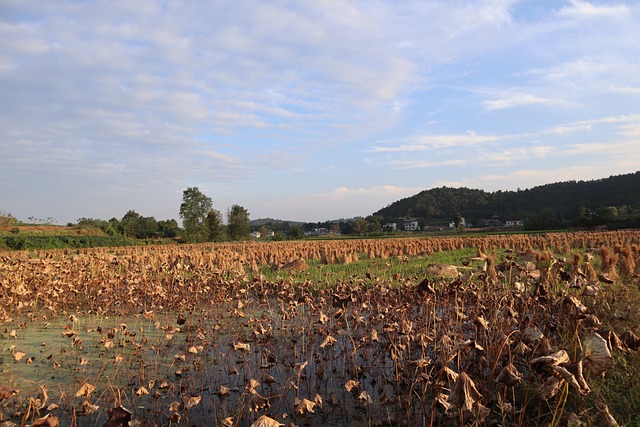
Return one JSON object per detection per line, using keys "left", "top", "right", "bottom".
{"left": 75, "top": 187, "right": 251, "bottom": 243}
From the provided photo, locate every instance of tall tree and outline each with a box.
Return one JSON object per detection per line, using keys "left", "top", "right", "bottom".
{"left": 179, "top": 187, "right": 213, "bottom": 243}
{"left": 206, "top": 209, "right": 226, "bottom": 242}
{"left": 227, "top": 204, "right": 250, "bottom": 241}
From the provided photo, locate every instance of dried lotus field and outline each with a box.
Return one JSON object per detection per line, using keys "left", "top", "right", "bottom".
{"left": 1, "top": 231, "right": 640, "bottom": 427}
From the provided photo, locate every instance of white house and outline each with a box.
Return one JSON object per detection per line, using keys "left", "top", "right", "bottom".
{"left": 505, "top": 220, "right": 523, "bottom": 226}
{"left": 403, "top": 219, "right": 420, "bottom": 231}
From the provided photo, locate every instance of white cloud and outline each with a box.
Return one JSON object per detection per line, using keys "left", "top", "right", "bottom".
{"left": 482, "top": 93, "right": 568, "bottom": 111}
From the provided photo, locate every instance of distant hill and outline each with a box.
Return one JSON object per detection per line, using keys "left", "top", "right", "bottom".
{"left": 373, "top": 171, "right": 640, "bottom": 228}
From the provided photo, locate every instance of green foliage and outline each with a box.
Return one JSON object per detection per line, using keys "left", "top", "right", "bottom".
{"left": 206, "top": 209, "right": 227, "bottom": 242}
{"left": 226, "top": 204, "right": 250, "bottom": 241}
{"left": 179, "top": 187, "right": 213, "bottom": 243}
{"left": 0, "top": 235, "right": 131, "bottom": 250}
{"left": 286, "top": 225, "right": 304, "bottom": 240}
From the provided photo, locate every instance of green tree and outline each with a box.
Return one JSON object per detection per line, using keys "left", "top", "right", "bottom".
{"left": 286, "top": 225, "right": 304, "bottom": 240}
{"left": 352, "top": 217, "right": 368, "bottom": 235}
{"left": 206, "top": 209, "right": 226, "bottom": 242}
{"left": 227, "top": 204, "right": 250, "bottom": 241}
{"left": 121, "top": 210, "right": 141, "bottom": 238}
{"left": 179, "top": 187, "right": 213, "bottom": 243}
{"left": 453, "top": 212, "right": 463, "bottom": 233}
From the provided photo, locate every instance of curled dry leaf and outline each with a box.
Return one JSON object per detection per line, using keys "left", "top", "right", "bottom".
{"left": 29, "top": 414, "right": 59, "bottom": 427}
{"left": 540, "top": 375, "right": 563, "bottom": 400}
{"left": 75, "top": 382, "right": 95, "bottom": 398}
{"left": 531, "top": 349, "right": 570, "bottom": 367}
{"left": 249, "top": 392, "right": 270, "bottom": 412}
{"left": 218, "top": 384, "right": 230, "bottom": 397}
{"left": 102, "top": 405, "right": 132, "bottom": 427}
{"left": 168, "top": 401, "right": 181, "bottom": 412}
{"left": 79, "top": 400, "right": 99, "bottom": 415}
{"left": 358, "top": 390, "right": 373, "bottom": 405}
{"left": 232, "top": 341, "right": 251, "bottom": 352}
{"left": 320, "top": 335, "right": 337, "bottom": 348}
{"left": 434, "top": 392, "right": 452, "bottom": 413}
{"left": 522, "top": 326, "right": 544, "bottom": 343}
{"left": 344, "top": 379, "right": 359, "bottom": 392}
{"left": 495, "top": 363, "right": 522, "bottom": 386}
{"left": 249, "top": 415, "right": 284, "bottom": 427}
{"left": 135, "top": 386, "right": 149, "bottom": 397}
{"left": 0, "top": 385, "right": 19, "bottom": 401}
{"left": 246, "top": 378, "right": 260, "bottom": 393}
{"left": 295, "top": 397, "right": 316, "bottom": 414}
{"left": 183, "top": 395, "right": 201, "bottom": 410}
{"left": 582, "top": 333, "right": 614, "bottom": 376}
{"left": 12, "top": 351, "right": 25, "bottom": 362}
{"left": 594, "top": 403, "right": 620, "bottom": 427}
{"left": 449, "top": 372, "right": 482, "bottom": 412}
{"left": 221, "top": 417, "right": 234, "bottom": 427}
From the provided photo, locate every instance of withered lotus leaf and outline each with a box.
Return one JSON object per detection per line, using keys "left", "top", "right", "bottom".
{"left": 621, "top": 331, "right": 640, "bottom": 351}
{"left": 295, "top": 397, "right": 316, "bottom": 414}
{"left": 102, "top": 405, "right": 133, "bottom": 427}
{"left": 249, "top": 415, "right": 283, "bottom": 427}
{"left": 540, "top": 375, "right": 563, "bottom": 400}
{"left": 344, "top": 379, "right": 359, "bottom": 392}
{"left": 12, "top": 351, "right": 26, "bottom": 362}
{"left": 246, "top": 378, "right": 260, "bottom": 393}
{"left": 79, "top": 400, "right": 99, "bottom": 415}
{"left": 135, "top": 386, "right": 149, "bottom": 396}
{"left": 531, "top": 349, "right": 570, "bottom": 367}
{"left": 0, "top": 385, "right": 19, "bottom": 401}
{"left": 495, "top": 363, "right": 522, "bottom": 386}
{"left": 249, "top": 392, "right": 270, "bottom": 412}
{"left": 434, "top": 392, "right": 452, "bottom": 412}
{"left": 594, "top": 403, "right": 620, "bottom": 426}
{"left": 168, "top": 401, "right": 181, "bottom": 411}
{"left": 599, "top": 330, "right": 625, "bottom": 353}
{"left": 183, "top": 395, "right": 201, "bottom": 410}
{"left": 582, "top": 333, "right": 614, "bottom": 376}
{"left": 218, "top": 384, "right": 230, "bottom": 397}
{"left": 523, "top": 326, "right": 544, "bottom": 343}
{"left": 358, "top": 390, "right": 373, "bottom": 405}
{"left": 549, "top": 365, "right": 588, "bottom": 395}
{"left": 313, "top": 393, "right": 323, "bottom": 409}
{"left": 221, "top": 416, "right": 234, "bottom": 427}
{"left": 29, "top": 414, "right": 59, "bottom": 427}
{"left": 232, "top": 341, "right": 251, "bottom": 352}
{"left": 562, "top": 295, "right": 587, "bottom": 313}
{"left": 449, "top": 372, "right": 482, "bottom": 412}
{"left": 75, "top": 382, "right": 95, "bottom": 398}
{"left": 562, "top": 360, "right": 590, "bottom": 394}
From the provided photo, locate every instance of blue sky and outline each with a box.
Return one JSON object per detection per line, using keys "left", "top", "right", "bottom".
{"left": 1, "top": 0, "right": 639, "bottom": 224}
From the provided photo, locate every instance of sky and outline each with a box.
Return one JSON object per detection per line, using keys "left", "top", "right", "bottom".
{"left": 1, "top": 0, "right": 639, "bottom": 225}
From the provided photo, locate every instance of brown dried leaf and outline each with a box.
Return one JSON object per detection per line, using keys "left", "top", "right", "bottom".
{"left": 249, "top": 392, "right": 270, "bottom": 412}
{"left": 582, "top": 333, "right": 614, "bottom": 376}
{"left": 449, "top": 372, "right": 482, "bottom": 412}
{"left": 75, "top": 382, "right": 95, "bottom": 398}
{"left": 320, "top": 335, "right": 337, "bottom": 348}
{"left": 249, "top": 415, "right": 283, "bottom": 427}
{"left": 102, "top": 405, "right": 132, "bottom": 427}
{"left": 495, "top": 363, "right": 522, "bottom": 386}
{"left": 295, "top": 397, "right": 316, "bottom": 414}
{"left": 344, "top": 379, "right": 359, "bottom": 392}
{"left": 29, "top": 414, "right": 59, "bottom": 427}
{"left": 183, "top": 395, "right": 201, "bottom": 410}
{"left": 79, "top": 400, "right": 99, "bottom": 415}
{"left": 232, "top": 341, "right": 250, "bottom": 352}
{"left": 0, "top": 386, "right": 19, "bottom": 401}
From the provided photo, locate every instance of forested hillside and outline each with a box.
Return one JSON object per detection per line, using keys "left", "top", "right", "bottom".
{"left": 374, "top": 171, "right": 640, "bottom": 229}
